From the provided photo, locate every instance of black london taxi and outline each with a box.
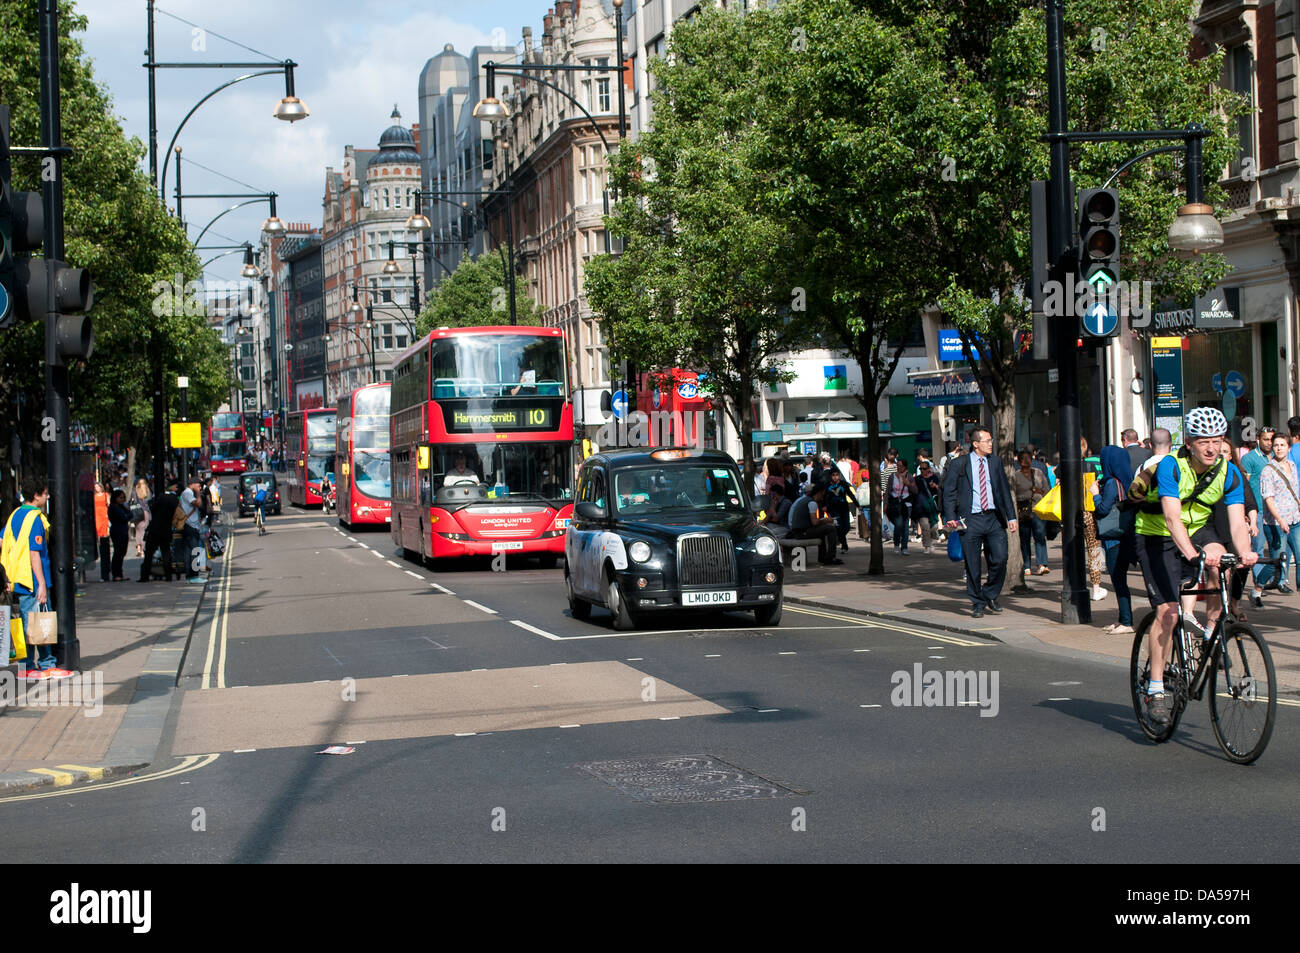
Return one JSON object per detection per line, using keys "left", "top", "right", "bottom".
{"left": 564, "top": 447, "right": 783, "bottom": 630}
{"left": 237, "top": 471, "right": 281, "bottom": 517}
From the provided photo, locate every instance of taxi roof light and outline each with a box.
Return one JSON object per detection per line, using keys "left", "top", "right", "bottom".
{"left": 650, "top": 448, "right": 701, "bottom": 460}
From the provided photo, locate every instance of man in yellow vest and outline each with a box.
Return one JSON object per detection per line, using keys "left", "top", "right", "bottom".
{"left": 1, "top": 475, "right": 64, "bottom": 678}
{"left": 1135, "top": 407, "right": 1255, "bottom": 725}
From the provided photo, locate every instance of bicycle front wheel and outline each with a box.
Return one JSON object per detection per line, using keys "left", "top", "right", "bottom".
{"left": 1208, "top": 622, "right": 1277, "bottom": 764}
{"left": 1130, "top": 611, "right": 1184, "bottom": 743}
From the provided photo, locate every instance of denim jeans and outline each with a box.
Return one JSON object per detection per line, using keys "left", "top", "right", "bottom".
{"left": 1103, "top": 537, "right": 1137, "bottom": 626}
{"left": 1019, "top": 512, "right": 1048, "bottom": 569}
{"left": 17, "top": 588, "right": 55, "bottom": 670}
{"left": 1264, "top": 523, "right": 1300, "bottom": 588}
{"left": 1251, "top": 526, "right": 1273, "bottom": 587}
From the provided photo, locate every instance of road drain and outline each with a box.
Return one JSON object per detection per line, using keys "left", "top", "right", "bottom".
{"left": 578, "top": 755, "right": 798, "bottom": 803}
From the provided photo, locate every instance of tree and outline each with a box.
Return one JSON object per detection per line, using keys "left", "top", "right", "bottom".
{"left": 753, "top": 0, "right": 964, "bottom": 573}
{"left": 416, "top": 250, "right": 544, "bottom": 334}
{"left": 0, "top": 0, "right": 231, "bottom": 504}
{"left": 585, "top": 8, "right": 819, "bottom": 474}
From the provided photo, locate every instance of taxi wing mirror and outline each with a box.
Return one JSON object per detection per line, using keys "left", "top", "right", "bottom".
{"left": 575, "top": 501, "right": 607, "bottom": 521}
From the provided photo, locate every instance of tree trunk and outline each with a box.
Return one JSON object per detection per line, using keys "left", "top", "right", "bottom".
{"left": 864, "top": 396, "right": 885, "bottom": 575}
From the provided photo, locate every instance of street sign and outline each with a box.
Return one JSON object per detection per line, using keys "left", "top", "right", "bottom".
{"left": 170, "top": 421, "right": 202, "bottom": 449}
{"left": 1225, "top": 370, "right": 1245, "bottom": 398}
{"left": 1082, "top": 300, "right": 1118, "bottom": 337}
{"left": 0, "top": 283, "right": 10, "bottom": 326}
{"left": 939, "top": 328, "right": 979, "bottom": 361}
{"left": 611, "top": 390, "right": 628, "bottom": 419}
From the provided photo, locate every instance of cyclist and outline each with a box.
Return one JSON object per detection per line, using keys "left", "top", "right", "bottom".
{"left": 1135, "top": 407, "right": 1256, "bottom": 724}
{"left": 254, "top": 478, "right": 270, "bottom": 535}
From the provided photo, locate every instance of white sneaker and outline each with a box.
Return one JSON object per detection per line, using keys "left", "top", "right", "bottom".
{"left": 1091, "top": 585, "right": 1107, "bottom": 601}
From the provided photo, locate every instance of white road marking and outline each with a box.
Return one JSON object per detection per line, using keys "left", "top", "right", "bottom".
{"left": 404, "top": 570, "right": 423, "bottom": 579}
{"left": 454, "top": 732, "right": 477, "bottom": 737}
{"left": 386, "top": 559, "right": 402, "bottom": 568}
{"left": 559, "top": 724, "right": 581, "bottom": 728}
{"left": 358, "top": 544, "right": 371, "bottom": 550}
{"left": 391, "top": 674, "right": 410, "bottom": 678}
{"left": 626, "top": 657, "right": 643, "bottom": 661}
{"left": 430, "top": 583, "right": 454, "bottom": 594}
{"left": 548, "top": 662, "right": 567, "bottom": 666}
{"left": 778, "top": 651, "right": 797, "bottom": 655}
{"left": 757, "top": 709, "right": 780, "bottom": 713}
{"left": 658, "top": 716, "right": 680, "bottom": 721}
{"left": 705, "top": 654, "right": 721, "bottom": 658}
{"left": 234, "top": 749, "right": 257, "bottom": 753}
{"left": 371, "top": 551, "right": 385, "bottom": 558}
{"left": 860, "top": 704, "right": 882, "bottom": 708}
{"left": 853, "top": 649, "right": 871, "bottom": 653}
{"left": 531, "top": 624, "right": 860, "bottom": 641}
{"left": 463, "top": 599, "right": 497, "bottom": 615}
{"left": 929, "top": 655, "right": 946, "bottom": 659}
{"left": 1050, "top": 681, "right": 1082, "bottom": 686}
{"left": 510, "top": 620, "right": 559, "bottom": 640}
{"left": 1048, "top": 697, "right": 1071, "bottom": 701}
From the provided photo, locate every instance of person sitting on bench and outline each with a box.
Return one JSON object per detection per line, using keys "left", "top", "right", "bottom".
{"left": 787, "top": 481, "right": 842, "bottom": 565}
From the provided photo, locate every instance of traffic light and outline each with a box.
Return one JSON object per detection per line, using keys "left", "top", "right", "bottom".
{"left": 1, "top": 105, "right": 44, "bottom": 331}
{"left": 1077, "top": 188, "right": 1120, "bottom": 292}
{"left": 1077, "top": 187, "right": 1120, "bottom": 338}
{"left": 0, "top": 105, "right": 93, "bottom": 358}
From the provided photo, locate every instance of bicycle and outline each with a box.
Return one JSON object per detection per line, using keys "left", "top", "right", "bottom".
{"left": 1130, "top": 552, "right": 1279, "bottom": 763}
{"left": 254, "top": 500, "right": 267, "bottom": 536}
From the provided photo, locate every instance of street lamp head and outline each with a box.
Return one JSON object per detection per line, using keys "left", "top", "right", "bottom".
{"left": 382, "top": 258, "right": 401, "bottom": 275}
{"left": 1167, "top": 202, "right": 1224, "bottom": 254}
{"left": 241, "top": 245, "right": 261, "bottom": 279}
{"left": 274, "top": 96, "right": 310, "bottom": 122}
{"left": 473, "top": 96, "right": 509, "bottom": 122}
{"left": 261, "top": 215, "right": 286, "bottom": 235}
{"left": 348, "top": 299, "right": 363, "bottom": 316}
{"left": 323, "top": 332, "right": 332, "bottom": 343}
{"left": 405, "top": 210, "right": 432, "bottom": 232}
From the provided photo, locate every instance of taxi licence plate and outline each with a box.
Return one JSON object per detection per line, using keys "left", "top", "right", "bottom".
{"left": 683, "top": 590, "right": 736, "bottom": 606}
{"left": 491, "top": 541, "right": 525, "bottom": 552}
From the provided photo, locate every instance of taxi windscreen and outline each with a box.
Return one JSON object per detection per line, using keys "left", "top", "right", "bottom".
{"left": 613, "top": 465, "right": 746, "bottom": 515}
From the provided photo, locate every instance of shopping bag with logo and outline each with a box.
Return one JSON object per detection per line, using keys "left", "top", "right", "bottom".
{"left": 1033, "top": 483, "right": 1062, "bottom": 522}
{"left": 206, "top": 527, "right": 225, "bottom": 559}
{"left": 26, "top": 604, "right": 58, "bottom": 645}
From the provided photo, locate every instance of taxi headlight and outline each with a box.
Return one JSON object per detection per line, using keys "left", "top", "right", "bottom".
{"left": 755, "top": 535, "right": 777, "bottom": 557}
{"left": 629, "top": 540, "right": 652, "bottom": 563}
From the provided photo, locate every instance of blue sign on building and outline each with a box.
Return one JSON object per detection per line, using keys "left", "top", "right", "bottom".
{"left": 939, "top": 329, "right": 979, "bottom": 362}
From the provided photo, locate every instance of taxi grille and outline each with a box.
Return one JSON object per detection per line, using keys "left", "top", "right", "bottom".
{"left": 677, "top": 534, "right": 736, "bottom": 588}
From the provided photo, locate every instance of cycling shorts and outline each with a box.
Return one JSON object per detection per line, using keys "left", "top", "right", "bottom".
{"left": 1137, "top": 535, "right": 1196, "bottom": 607}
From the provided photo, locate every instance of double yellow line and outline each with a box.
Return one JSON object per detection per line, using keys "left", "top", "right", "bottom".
{"left": 786, "top": 604, "right": 990, "bottom": 647}
{"left": 0, "top": 754, "right": 220, "bottom": 804}
{"left": 200, "top": 528, "right": 236, "bottom": 689}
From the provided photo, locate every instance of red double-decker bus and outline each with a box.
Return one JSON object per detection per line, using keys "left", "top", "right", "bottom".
{"left": 286, "top": 407, "right": 337, "bottom": 506}
{"left": 390, "top": 325, "right": 574, "bottom": 565}
{"left": 208, "top": 413, "right": 248, "bottom": 475}
{"left": 336, "top": 382, "right": 391, "bottom": 527}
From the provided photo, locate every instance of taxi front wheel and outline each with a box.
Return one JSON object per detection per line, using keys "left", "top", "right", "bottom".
{"left": 754, "top": 600, "right": 783, "bottom": 626}
{"left": 606, "top": 573, "right": 638, "bottom": 631}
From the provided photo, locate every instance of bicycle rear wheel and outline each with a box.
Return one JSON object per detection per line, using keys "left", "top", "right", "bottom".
{"left": 1130, "top": 611, "right": 1186, "bottom": 742}
{"left": 1208, "top": 622, "right": 1277, "bottom": 764}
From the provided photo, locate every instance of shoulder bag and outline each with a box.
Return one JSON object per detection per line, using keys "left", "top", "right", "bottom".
{"left": 1096, "top": 478, "right": 1126, "bottom": 540}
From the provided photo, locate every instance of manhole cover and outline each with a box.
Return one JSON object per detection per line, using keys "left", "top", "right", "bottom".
{"left": 578, "top": 755, "right": 798, "bottom": 803}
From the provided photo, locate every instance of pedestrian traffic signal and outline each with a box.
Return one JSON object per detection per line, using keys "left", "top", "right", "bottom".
{"left": 0, "top": 104, "right": 93, "bottom": 358}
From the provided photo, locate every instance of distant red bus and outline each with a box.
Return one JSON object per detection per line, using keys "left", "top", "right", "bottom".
{"left": 336, "top": 383, "right": 391, "bottom": 527}
{"left": 390, "top": 326, "right": 574, "bottom": 564}
{"left": 208, "top": 413, "right": 248, "bottom": 475}
{"left": 286, "top": 407, "right": 337, "bottom": 506}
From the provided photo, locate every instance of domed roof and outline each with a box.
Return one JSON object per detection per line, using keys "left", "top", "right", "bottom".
{"left": 420, "top": 44, "right": 469, "bottom": 98}
{"left": 368, "top": 106, "right": 419, "bottom": 168}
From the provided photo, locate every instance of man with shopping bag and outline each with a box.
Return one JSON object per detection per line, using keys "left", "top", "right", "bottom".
{"left": 942, "top": 428, "right": 1018, "bottom": 618}
{"left": 0, "top": 476, "right": 71, "bottom": 678}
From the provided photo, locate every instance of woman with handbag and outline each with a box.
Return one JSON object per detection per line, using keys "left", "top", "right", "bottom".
{"left": 1082, "top": 438, "right": 1106, "bottom": 601}
{"left": 108, "top": 489, "right": 132, "bottom": 581}
{"left": 886, "top": 459, "right": 916, "bottom": 555}
{"left": 131, "top": 477, "right": 151, "bottom": 558}
{"left": 1012, "top": 450, "right": 1050, "bottom": 575}
{"left": 1094, "top": 445, "right": 1137, "bottom": 634}
{"left": 914, "top": 460, "right": 942, "bottom": 554}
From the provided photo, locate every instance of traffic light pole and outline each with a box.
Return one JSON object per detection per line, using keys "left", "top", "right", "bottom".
{"left": 39, "top": 0, "right": 78, "bottom": 668}
{"left": 1042, "top": 0, "right": 1213, "bottom": 624}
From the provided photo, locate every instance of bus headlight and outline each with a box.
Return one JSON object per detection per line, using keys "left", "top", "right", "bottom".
{"left": 755, "top": 535, "right": 777, "bottom": 557}
{"left": 629, "top": 540, "right": 652, "bottom": 563}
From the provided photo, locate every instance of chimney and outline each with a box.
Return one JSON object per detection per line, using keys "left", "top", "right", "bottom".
{"left": 543, "top": 8, "right": 554, "bottom": 37}
{"left": 556, "top": 1, "right": 572, "bottom": 21}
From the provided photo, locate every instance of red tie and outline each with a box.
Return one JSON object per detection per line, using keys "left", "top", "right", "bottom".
{"left": 979, "top": 458, "right": 991, "bottom": 511}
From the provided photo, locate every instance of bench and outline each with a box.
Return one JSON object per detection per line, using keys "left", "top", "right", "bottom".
{"left": 777, "top": 536, "right": 821, "bottom": 564}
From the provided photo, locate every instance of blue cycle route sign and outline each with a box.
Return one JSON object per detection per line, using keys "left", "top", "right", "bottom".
{"left": 611, "top": 390, "right": 629, "bottom": 419}
{"left": 0, "top": 283, "right": 10, "bottom": 326}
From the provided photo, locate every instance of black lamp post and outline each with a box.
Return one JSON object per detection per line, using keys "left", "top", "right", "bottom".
{"left": 325, "top": 317, "right": 376, "bottom": 385}
{"left": 1042, "top": 0, "right": 1221, "bottom": 623}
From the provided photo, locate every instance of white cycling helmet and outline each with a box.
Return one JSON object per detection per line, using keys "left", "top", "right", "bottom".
{"left": 1185, "top": 406, "right": 1229, "bottom": 438}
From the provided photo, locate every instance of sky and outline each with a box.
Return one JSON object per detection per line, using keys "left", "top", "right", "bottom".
{"left": 74, "top": 0, "right": 549, "bottom": 284}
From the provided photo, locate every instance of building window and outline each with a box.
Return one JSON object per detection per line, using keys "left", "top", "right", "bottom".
{"left": 1226, "top": 46, "right": 1255, "bottom": 178}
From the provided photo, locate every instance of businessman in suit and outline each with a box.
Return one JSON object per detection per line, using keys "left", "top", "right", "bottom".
{"left": 942, "top": 427, "right": 1018, "bottom": 617}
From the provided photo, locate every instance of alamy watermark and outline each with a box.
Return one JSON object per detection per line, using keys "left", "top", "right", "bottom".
{"left": 594, "top": 409, "right": 708, "bottom": 450}
{"left": 890, "top": 663, "right": 999, "bottom": 717}
{"left": 1040, "top": 275, "right": 1154, "bottom": 324}
{"left": 0, "top": 669, "right": 104, "bottom": 717}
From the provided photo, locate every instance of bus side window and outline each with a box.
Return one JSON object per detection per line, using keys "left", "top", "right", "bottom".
{"left": 420, "top": 467, "right": 432, "bottom": 506}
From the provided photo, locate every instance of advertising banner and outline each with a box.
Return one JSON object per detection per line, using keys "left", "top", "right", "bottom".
{"left": 911, "top": 369, "right": 984, "bottom": 408}
{"left": 1150, "top": 336, "right": 1185, "bottom": 446}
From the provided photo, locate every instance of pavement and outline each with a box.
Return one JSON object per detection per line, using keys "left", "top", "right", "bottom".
{"left": 0, "top": 536, "right": 209, "bottom": 792}
{"left": 4, "top": 514, "right": 1296, "bottom": 795}
{"left": 780, "top": 528, "right": 1300, "bottom": 695}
